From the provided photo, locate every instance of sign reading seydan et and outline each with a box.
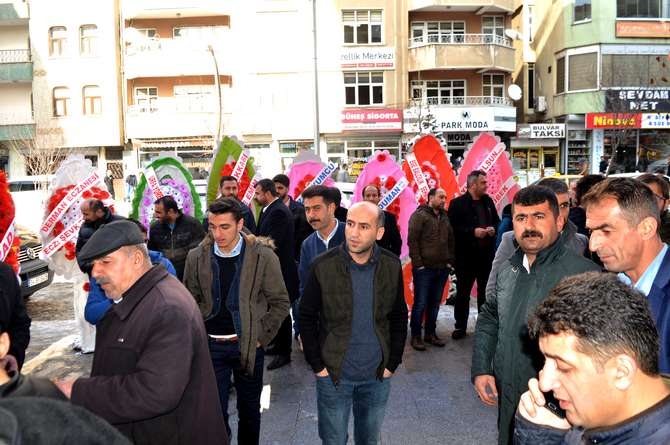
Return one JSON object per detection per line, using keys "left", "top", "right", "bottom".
{"left": 606, "top": 89, "right": 670, "bottom": 112}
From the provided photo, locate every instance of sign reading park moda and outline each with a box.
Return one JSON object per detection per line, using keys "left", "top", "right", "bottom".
{"left": 606, "top": 89, "right": 670, "bottom": 112}
{"left": 404, "top": 108, "right": 494, "bottom": 133}
{"left": 585, "top": 113, "right": 642, "bottom": 129}
{"left": 341, "top": 108, "right": 402, "bottom": 132}
{"left": 340, "top": 47, "right": 395, "bottom": 70}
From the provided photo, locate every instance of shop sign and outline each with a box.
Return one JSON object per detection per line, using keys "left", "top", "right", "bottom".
{"left": 341, "top": 47, "right": 395, "bottom": 70}
{"left": 413, "top": 108, "right": 494, "bottom": 132}
{"left": 445, "top": 133, "right": 474, "bottom": 144}
{"left": 641, "top": 113, "right": 670, "bottom": 129}
{"left": 341, "top": 108, "right": 402, "bottom": 132}
{"left": 585, "top": 113, "right": 641, "bottom": 129}
{"left": 606, "top": 89, "right": 670, "bottom": 112}
{"left": 518, "top": 124, "right": 565, "bottom": 138}
{"left": 616, "top": 21, "right": 670, "bottom": 38}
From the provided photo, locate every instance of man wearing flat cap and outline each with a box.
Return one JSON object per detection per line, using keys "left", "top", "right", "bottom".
{"left": 55, "top": 220, "right": 227, "bottom": 445}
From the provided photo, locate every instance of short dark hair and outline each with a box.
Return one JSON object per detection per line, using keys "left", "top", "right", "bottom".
{"left": 529, "top": 272, "right": 659, "bottom": 375}
{"left": 302, "top": 185, "right": 335, "bottom": 205}
{"left": 582, "top": 177, "right": 659, "bottom": 227}
{"left": 537, "top": 177, "right": 569, "bottom": 195}
{"left": 362, "top": 184, "right": 380, "bottom": 199}
{"left": 86, "top": 198, "right": 104, "bottom": 213}
{"left": 272, "top": 174, "right": 290, "bottom": 188}
{"left": 427, "top": 188, "right": 439, "bottom": 199}
{"left": 208, "top": 198, "right": 243, "bottom": 222}
{"left": 512, "top": 185, "right": 559, "bottom": 218}
{"left": 330, "top": 187, "right": 342, "bottom": 206}
{"left": 154, "top": 195, "right": 181, "bottom": 214}
{"left": 256, "top": 178, "right": 278, "bottom": 197}
{"left": 638, "top": 173, "right": 670, "bottom": 200}
{"left": 219, "top": 175, "right": 238, "bottom": 188}
{"left": 466, "top": 170, "right": 486, "bottom": 187}
{"left": 574, "top": 174, "right": 605, "bottom": 206}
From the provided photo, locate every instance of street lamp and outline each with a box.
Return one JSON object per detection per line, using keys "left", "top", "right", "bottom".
{"left": 208, "top": 44, "right": 223, "bottom": 151}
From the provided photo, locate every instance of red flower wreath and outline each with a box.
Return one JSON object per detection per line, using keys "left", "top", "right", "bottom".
{"left": 0, "top": 171, "right": 21, "bottom": 274}
{"left": 369, "top": 175, "right": 401, "bottom": 227}
{"left": 220, "top": 162, "right": 251, "bottom": 201}
{"left": 293, "top": 174, "right": 316, "bottom": 199}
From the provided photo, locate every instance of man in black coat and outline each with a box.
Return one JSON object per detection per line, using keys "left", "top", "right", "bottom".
{"left": 447, "top": 169, "right": 500, "bottom": 340}
{"left": 76, "top": 198, "right": 125, "bottom": 267}
{"left": 254, "top": 179, "right": 299, "bottom": 370}
{"left": 273, "top": 174, "right": 313, "bottom": 260}
{"left": 362, "top": 184, "right": 402, "bottom": 256}
{"left": 0, "top": 263, "right": 30, "bottom": 370}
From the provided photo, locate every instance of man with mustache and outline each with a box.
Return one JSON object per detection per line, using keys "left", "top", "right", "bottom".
{"left": 582, "top": 177, "right": 670, "bottom": 373}
{"left": 471, "top": 185, "right": 598, "bottom": 445}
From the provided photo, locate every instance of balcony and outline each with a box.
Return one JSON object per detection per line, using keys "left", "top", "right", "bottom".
{"left": 124, "top": 38, "right": 229, "bottom": 79}
{"left": 125, "top": 97, "right": 221, "bottom": 139}
{"left": 407, "top": 0, "right": 514, "bottom": 13}
{"left": 0, "top": 111, "right": 35, "bottom": 141}
{"left": 0, "top": 49, "right": 31, "bottom": 82}
{"left": 414, "top": 96, "right": 514, "bottom": 107}
{"left": 0, "top": 2, "right": 29, "bottom": 25}
{"left": 123, "top": 0, "right": 231, "bottom": 19}
{"left": 408, "top": 34, "right": 514, "bottom": 72}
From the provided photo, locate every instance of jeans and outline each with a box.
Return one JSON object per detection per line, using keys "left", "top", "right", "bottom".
{"left": 209, "top": 340, "right": 264, "bottom": 445}
{"left": 410, "top": 267, "right": 449, "bottom": 337}
{"left": 316, "top": 376, "right": 391, "bottom": 445}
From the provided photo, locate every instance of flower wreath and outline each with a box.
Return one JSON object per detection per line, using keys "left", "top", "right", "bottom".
{"left": 0, "top": 171, "right": 20, "bottom": 274}
{"left": 219, "top": 162, "right": 251, "bottom": 201}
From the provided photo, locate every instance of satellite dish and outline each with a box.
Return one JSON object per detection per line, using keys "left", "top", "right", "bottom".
{"left": 508, "top": 84, "right": 522, "bottom": 101}
{"left": 504, "top": 29, "right": 520, "bottom": 40}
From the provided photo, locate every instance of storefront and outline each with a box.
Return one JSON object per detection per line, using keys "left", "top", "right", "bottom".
{"left": 134, "top": 137, "right": 214, "bottom": 179}
{"left": 510, "top": 124, "right": 564, "bottom": 186}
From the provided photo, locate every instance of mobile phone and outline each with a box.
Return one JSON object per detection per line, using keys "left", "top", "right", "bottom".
{"left": 542, "top": 391, "right": 566, "bottom": 419}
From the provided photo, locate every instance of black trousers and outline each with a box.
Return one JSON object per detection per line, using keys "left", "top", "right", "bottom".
{"left": 454, "top": 255, "right": 493, "bottom": 330}
{"left": 270, "top": 315, "right": 293, "bottom": 356}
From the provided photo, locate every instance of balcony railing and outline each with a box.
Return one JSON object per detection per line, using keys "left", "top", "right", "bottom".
{"left": 412, "top": 96, "right": 514, "bottom": 107}
{"left": 0, "top": 49, "right": 30, "bottom": 63}
{"left": 127, "top": 96, "right": 217, "bottom": 115}
{"left": 409, "top": 33, "right": 512, "bottom": 48}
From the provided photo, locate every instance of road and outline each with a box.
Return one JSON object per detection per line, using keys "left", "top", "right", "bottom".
{"left": 22, "top": 277, "right": 498, "bottom": 444}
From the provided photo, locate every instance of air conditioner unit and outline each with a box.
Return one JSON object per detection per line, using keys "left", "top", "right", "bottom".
{"left": 535, "top": 96, "right": 547, "bottom": 112}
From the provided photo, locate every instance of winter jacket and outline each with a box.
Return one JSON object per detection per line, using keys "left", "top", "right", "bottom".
{"left": 513, "top": 393, "right": 670, "bottom": 444}
{"left": 472, "top": 237, "right": 599, "bottom": 445}
{"left": 71, "top": 266, "right": 227, "bottom": 445}
{"left": 447, "top": 191, "right": 500, "bottom": 265}
{"left": 84, "top": 250, "right": 176, "bottom": 325}
{"left": 0, "top": 355, "right": 65, "bottom": 400}
{"left": 0, "top": 263, "right": 30, "bottom": 370}
{"left": 299, "top": 245, "right": 407, "bottom": 383}
{"left": 377, "top": 210, "right": 402, "bottom": 257}
{"left": 148, "top": 213, "right": 206, "bottom": 280}
{"left": 646, "top": 247, "right": 670, "bottom": 373}
{"left": 298, "top": 222, "right": 346, "bottom": 297}
{"left": 182, "top": 233, "right": 290, "bottom": 376}
{"left": 407, "top": 204, "right": 455, "bottom": 269}
{"left": 286, "top": 196, "right": 314, "bottom": 260}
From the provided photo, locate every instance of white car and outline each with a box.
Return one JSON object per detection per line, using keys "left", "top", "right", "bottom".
{"left": 9, "top": 175, "right": 53, "bottom": 232}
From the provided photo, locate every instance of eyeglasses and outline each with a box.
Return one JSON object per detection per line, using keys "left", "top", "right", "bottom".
{"left": 653, "top": 193, "right": 668, "bottom": 203}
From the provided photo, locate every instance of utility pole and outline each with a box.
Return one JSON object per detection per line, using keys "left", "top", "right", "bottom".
{"left": 208, "top": 44, "right": 222, "bottom": 151}
{"left": 311, "top": 0, "right": 321, "bottom": 158}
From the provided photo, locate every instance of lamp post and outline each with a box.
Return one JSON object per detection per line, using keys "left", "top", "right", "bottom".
{"left": 311, "top": 0, "right": 321, "bottom": 158}
{"left": 208, "top": 44, "right": 223, "bottom": 151}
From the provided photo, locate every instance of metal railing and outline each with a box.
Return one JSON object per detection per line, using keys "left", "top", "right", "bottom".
{"left": 413, "top": 96, "right": 514, "bottom": 107}
{"left": 127, "top": 97, "right": 217, "bottom": 115}
{"left": 409, "top": 33, "right": 512, "bottom": 48}
{"left": 0, "top": 49, "right": 31, "bottom": 63}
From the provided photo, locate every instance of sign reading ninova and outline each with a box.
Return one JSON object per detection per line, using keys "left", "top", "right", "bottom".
{"left": 606, "top": 89, "right": 670, "bottom": 112}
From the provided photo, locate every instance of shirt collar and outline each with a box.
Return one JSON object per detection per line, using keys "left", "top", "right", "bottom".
{"left": 213, "top": 234, "right": 244, "bottom": 258}
{"left": 618, "top": 244, "right": 668, "bottom": 295}
{"left": 316, "top": 220, "right": 340, "bottom": 246}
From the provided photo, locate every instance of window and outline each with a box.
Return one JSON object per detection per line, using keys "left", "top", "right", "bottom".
{"left": 574, "top": 0, "right": 592, "bottom": 21}
{"left": 344, "top": 71, "right": 383, "bottom": 106}
{"left": 137, "top": 28, "right": 157, "bottom": 38}
{"left": 601, "top": 54, "right": 667, "bottom": 87}
{"left": 410, "top": 80, "right": 466, "bottom": 105}
{"left": 556, "top": 57, "right": 566, "bottom": 93}
{"left": 83, "top": 85, "right": 102, "bottom": 115}
{"left": 482, "top": 16, "right": 504, "bottom": 43}
{"left": 410, "top": 21, "right": 465, "bottom": 45}
{"left": 174, "top": 85, "right": 216, "bottom": 112}
{"left": 53, "top": 87, "right": 70, "bottom": 117}
{"left": 80, "top": 24, "right": 98, "bottom": 56}
{"left": 173, "top": 26, "right": 226, "bottom": 41}
{"left": 134, "top": 87, "right": 158, "bottom": 112}
{"left": 617, "top": 0, "right": 661, "bottom": 18}
{"left": 49, "top": 26, "right": 67, "bottom": 57}
{"left": 342, "top": 10, "right": 382, "bottom": 44}
{"left": 527, "top": 64, "right": 535, "bottom": 109}
{"left": 568, "top": 52, "right": 597, "bottom": 91}
{"left": 482, "top": 74, "right": 505, "bottom": 101}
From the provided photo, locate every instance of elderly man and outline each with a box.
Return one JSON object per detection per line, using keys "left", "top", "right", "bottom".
{"left": 300, "top": 201, "right": 406, "bottom": 444}
{"left": 583, "top": 177, "right": 670, "bottom": 373}
{"left": 515, "top": 272, "right": 670, "bottom": 444}
{"left": 60, "top": 220, "right": 227, "bottom": 445}
{"left": 472, "top": 186, "right": 598, "bottom": 445}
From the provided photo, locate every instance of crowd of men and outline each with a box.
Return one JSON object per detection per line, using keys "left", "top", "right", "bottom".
{"left": 2, "top": 168, "right": 670, "bottom": 444}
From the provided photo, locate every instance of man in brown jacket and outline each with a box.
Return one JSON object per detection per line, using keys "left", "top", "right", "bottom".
{"left": 407, "top": 188, "right": 455, "bottom": 351}
{"left": 62, "top": 220, "right": 227, "bottom": 445}
{"left": 183, "top": 198, "right": 290, "bottom": 445}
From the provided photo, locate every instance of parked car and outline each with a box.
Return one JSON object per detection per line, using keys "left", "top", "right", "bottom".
{"left": 334, "top": 181, "right": 355, "bottom": 208}
{"left": 192, "top": 178, "right": 208, "bottom": 211}
{"left": 9, "top": 175, "right": 53, "bottom": 232}
{"left": 16, "top": 224, "right": 54, "bottom": 298}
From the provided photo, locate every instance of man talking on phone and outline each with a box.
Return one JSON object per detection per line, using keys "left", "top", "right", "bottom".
{"left": 471, "top": 186, "right": 598, "bottom": 445}
{"left": 515, "top": 272, "right": 670, "bottom": 444}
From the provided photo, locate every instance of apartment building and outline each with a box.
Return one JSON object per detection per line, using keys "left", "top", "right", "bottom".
{"left": 0, "top": 1, "right": 32, "bottom": 174}
{"left": 27, "top": 0, "right": 124, "bottom": 179}
{"left": 514, "top": 0, "right": 670, "bottom": 181}
{"left": 121, "top": 0, "right": 231, "bottom": 176}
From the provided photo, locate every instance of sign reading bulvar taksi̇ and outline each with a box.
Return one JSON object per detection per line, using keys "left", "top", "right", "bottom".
{"left": 518, "top": 124, "right": 565, "bottom": 138}
{"left": 606, "top": 89, "right": 670, "bottom": 112}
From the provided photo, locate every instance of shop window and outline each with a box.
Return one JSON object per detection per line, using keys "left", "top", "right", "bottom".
{"left": 49, "top": 26, "right": 67, "bottom": 57}
{"left": 83, "top": 85, "right": 102, "bottom": 115}
{"left": 568, "top": 52, "right": 597, "bottom": 91}
{"left": 617, "top": 0, "right": 661, "bottom": 18}
{"left": 574, "top": 0, "right": 592, "bottom": 22}
{"left": 80, "top": 24, "right": 98, "bottom": 56}
{"left": 342, "top": 10, "right": 382, "bottom": 44}
{"left": 344, "top": 71, "right": 383, "bottom": 106}
{"left": 53, "top": 87, "right": 70, "bottom": 117}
